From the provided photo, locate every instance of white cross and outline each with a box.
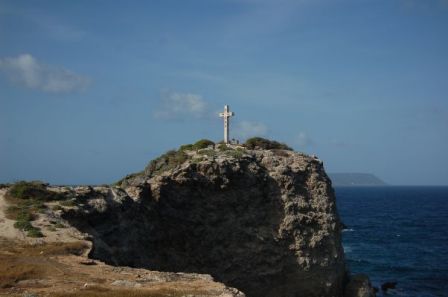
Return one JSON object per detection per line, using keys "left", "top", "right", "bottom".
{"left": 219, "top": 105, "right": 234, "bottom": 144}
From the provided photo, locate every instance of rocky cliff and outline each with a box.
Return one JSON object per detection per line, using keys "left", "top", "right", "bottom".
{"left": 63, "top": 146, "right": 349, "bottom": 297}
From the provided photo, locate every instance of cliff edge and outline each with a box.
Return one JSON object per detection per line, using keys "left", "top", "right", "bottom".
{"left": 63, "top": 144, "right": 349, "bottom": 297}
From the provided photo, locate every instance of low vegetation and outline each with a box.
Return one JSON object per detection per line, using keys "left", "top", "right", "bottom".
{"left": 116, "top": 138, "right": 291, "bottom": 184}
{"left": 191, "top": 139, "right": 214, "bottom": 150}
{"left": 7, "top": 181, "right": 65, "bottom": 201}
{"left": 198, "top": 149, "right": 217, "bottom": 157}
{"left": 224, "top": 148, "right": 245, "bottom": 159}
{"left": 5, "top": 181, "right": 70, "bottom": 237}
{"left": 0, "top": 240, "right": 88, "bottom": 289}
{"left": 217, "top": 144, "right": 232, "bottom": 151}
{"left": 144, "top": 139, "right": 217, "bottom": 176}
{"left": 145, "top": 150, "right": 189, "bottom": 176}
{"left": 52, "top": 287, "right": 212, "bottom": 297}
{"left": 0, "top": 239, "right": 211, "bottom": 296}
{"left": 243, "top": 137, "right": 293, "bottom": 151}
{"left": 114, "top": 171, "right": 144, "bottom": 187}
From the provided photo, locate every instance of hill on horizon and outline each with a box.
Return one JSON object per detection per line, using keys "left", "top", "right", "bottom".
{"left": 328, "top": 173, "right": 387, "bottom": 186}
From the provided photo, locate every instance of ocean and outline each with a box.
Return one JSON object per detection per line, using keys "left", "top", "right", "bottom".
{"left": 335, "top": 186, "right": 448, "bottom": 297}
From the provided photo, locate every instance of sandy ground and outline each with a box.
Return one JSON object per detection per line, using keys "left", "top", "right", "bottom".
{"left": 0, "top": 188, "right": 243, "bottom": 297}
{"left": 0, "top": 189, "right": 24, "bottom": 241}
{"left": 0, "top": 189, "right": 84, "bottom": 244}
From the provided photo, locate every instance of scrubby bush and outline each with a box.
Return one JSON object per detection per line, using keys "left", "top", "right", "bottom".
{"left": 145, "top": 149, "right": 188, "bottom": 176}
{"left": 114, "top": 171, "right": 144, "bottom": 187}
{"left": 217, "top": 144, "right": 231, "bottom": 151}
{"left": 179, "top": 144, "right": 194, "bottom": 151}
{"left": 7, "top": 181, "right": 64, "bottom": 201}
{"left": 192, "top": 139, "right": 215, "bottom": 150}
{"left": 224, "top": 149, "right": 244, "bottom": 159}
{"left": 243, "top": 137, "right": 292, "bottom": 151}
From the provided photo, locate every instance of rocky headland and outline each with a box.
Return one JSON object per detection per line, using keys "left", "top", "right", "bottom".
{"left": 0, "top": 138, "right": 375, "bottom": 297}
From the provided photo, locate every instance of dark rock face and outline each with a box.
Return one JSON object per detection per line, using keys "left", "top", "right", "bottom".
{"left": 64, "top": 149, "right": 347, "bottom": 297}
{"left": 344, "top": 274, "right": 376, "bottom": 297}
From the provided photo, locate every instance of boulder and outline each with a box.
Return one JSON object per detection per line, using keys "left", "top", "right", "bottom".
{"left": 344, "top": 274, "right": 376, "bottom": 297}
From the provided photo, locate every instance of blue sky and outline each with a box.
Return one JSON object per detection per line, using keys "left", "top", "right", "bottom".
{"left": 1, "top": 0, "right": 447, "bottom": 185}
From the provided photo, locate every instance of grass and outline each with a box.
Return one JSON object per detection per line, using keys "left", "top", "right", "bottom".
{"left": 191, "top": 139, "right": 214, "bottom": 150}
{"left": 243, "top": 137, "right": 292, "bottom": 151}
{"left": 217, "top": 144, "right": 231, "bottom": 151}
{"left": 0, "top": 239, "right": 212, "bottom": 296}
{"left": 224, "top": 149, "right": 244, "bottom": 159}
{"left": 6, "top": 206, "right": 43, "bottom": 237}
{"left": 51, "top": 287, "right": 212, "bottom": 297}
{"left": 0, "top": 240, "right": 89, "bottom": 288}
{"left": 4, "top": 180, "right": 73, "bottom": 238}
{"left": 7, "top": 181, "right": 65, "bottom": 201}
{"left": 145, "top": 150, "right": 189, "bottom": 176}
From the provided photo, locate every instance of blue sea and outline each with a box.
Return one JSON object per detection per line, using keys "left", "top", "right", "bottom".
{"left": 336, "top": 186, "right": 448, "bottom": 297}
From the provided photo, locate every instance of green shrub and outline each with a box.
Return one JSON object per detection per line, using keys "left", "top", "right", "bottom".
{"left": 145, "top": 150, "right": 188, "bottom": 176}
{"left": 13, "top": 210, "right": 43, "bottom": 238}
{"left": 217, "top": 144, "right": 231, "bottom": 151}
{"left": 27, "top": 228, "right": 44, "bottom": 238}
{"left": 224, "top": 149, "right": 244, "bottom": 159}
{"left": 14, "top": 220, "right": 34, "bottom": 231}
{"left": 179, "top": 144, "right": 194, "bottom": 151}
{"left": 192, "top": 139, "right": 215, "bottom": 150}
{"left": 243, "top": 137, "right": 292, "bottom": 151}
{"left": 5, "top": 181, "right": 56, "bottom": 238}
{"left": 7, "top": 181, "right": 65, "bottom": 201}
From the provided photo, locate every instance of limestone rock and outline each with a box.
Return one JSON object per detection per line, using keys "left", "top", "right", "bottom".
{"left": 63, "top": 148, "right": 347, "bottom": 297}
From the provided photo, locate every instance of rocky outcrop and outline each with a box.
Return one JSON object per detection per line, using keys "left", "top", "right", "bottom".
{"left": 344, "top": 274, "right": 376, "bottom": 297}
{"left": 63, "top": 147, "right": 348, "bottom": 297}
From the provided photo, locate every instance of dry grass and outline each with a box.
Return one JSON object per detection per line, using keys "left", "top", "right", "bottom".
{"left": 0, "top": 240, "right": 89, "bottom": 288}
{"left": 0, "top": 239, "right": 216, "bottom": 297}
{"left": 52, "top": 286, "right": 212, "bottom": 297}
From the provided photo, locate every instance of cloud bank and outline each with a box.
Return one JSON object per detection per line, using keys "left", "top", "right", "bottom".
{"left": 153, "top": 91, "right": 207, "bottom": 120}
{"left": 0, "top": 54, "right": 90, "bottom": 93}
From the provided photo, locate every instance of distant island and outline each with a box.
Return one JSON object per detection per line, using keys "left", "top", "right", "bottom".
{"left": 329, "top": 173, "right": 387, "bottom": 186}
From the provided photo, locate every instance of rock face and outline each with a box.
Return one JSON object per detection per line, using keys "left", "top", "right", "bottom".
{"left": 344, "top": 274, "right": 376, "bottom": 297}
{"left": 64, "top": 147, "right": 347, "bottom": 297}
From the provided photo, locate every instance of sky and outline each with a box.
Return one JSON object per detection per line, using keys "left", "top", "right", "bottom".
{"left": 0, "top": 0, "right": 447, "bottom": 185}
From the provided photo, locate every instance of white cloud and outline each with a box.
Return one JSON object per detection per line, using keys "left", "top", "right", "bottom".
{"left": 0, "top": 54, "right": 90, "bottom": 93}
{"left": 234, "top": 121, "right": 267, "bottom": 139}
{"left": 153, "top": 91, "right": 207, "bottom": 119}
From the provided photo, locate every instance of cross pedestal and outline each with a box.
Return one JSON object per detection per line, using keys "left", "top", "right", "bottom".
{"left": 219, "top": 105, "right": 234, "bottom": 144}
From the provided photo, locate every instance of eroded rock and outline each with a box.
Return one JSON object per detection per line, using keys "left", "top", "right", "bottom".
{"left": 63, "top": 148, "right": 347, "bottom": 297}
